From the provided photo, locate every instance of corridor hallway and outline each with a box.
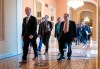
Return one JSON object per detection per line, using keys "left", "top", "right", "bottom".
{"left": 0, "top": 37, "right": 98, "bottom": 69}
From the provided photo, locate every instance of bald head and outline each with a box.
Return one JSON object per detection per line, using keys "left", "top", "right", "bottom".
{"left": 25, "top": 7, "right": 31, "bottom": 16}
{"left": 64, "top": 13, "right": 70, "bottom": 21}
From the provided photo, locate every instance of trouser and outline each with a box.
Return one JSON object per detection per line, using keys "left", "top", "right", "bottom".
{"left": 76, "top": 38, "right": 80, "bottom": 45}
{"left": 38, "top": 36, "right": 43, "bottom": 51}
{"left": 82, "top": 35, "right": 88, "bottom": 45}
{"left": 42, "top": 33, "right": 50, "bottom": 52}
{"left": 22, "top": 36, "right": 38, "bottom": 60}
{"left": 59, "top": 41, "right": 72, "bottom": 58}
{"left": 67, "top": 43, "right": 72, "bottom": 58}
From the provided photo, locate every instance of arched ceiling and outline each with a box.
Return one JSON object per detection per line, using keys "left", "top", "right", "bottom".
{"left": 83, "top": 0, "right": 98, "bottom": 6}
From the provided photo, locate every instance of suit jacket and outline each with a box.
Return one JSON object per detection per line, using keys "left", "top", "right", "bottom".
{"left": 54, "top": 23, "right": 58, "bottom": 38}
{"left": 22, "top": 16, "right": 38, "bottom": 37}
{"left": 82, "top": 25, "right": 89, "bottom": 36}
{"left": 59, "top": 20, "right": 76, "bottom": 43}
{"left": 38, "top": 22, "right": 43, "bottom": 36}
{"left": 76, "top": 26, "right": 82, "bottom": 38}
{"left": 41, "top": 21, "right": 53, "bottom": 38}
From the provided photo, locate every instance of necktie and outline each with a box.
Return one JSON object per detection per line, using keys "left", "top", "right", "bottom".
{"left": 64, "top": 21, "right": 69, "bottom": 33}
{"left": 44, "top": 22, "right": 47, "bottom": 32}
{"left": 26, "top": 17, "right": 29, "bottom": 25}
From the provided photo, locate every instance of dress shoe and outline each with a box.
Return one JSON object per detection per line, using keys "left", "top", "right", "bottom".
{"left": 20, "top": 60, "right": 27, "bottom": 63}
{"left": 44, "top": 52, "right": 48, "bottom": 55}
{"left": 57, "top": 57, "right": 62, "bottom": 61}
{"left": 68, "top": 57, "right": 71, "bottom": 60}
{"left": 62, "top": 57, "right": 65, "bottom": 59}
{"left": 32, "top": 57, "right": 38, "bottom": 60}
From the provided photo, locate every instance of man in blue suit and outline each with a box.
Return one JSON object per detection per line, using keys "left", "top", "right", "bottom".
{"left": 81, "top": 22, "right": 89, "bottom": 46}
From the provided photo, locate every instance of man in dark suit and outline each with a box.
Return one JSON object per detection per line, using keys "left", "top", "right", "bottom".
{"left": 41, "top": 15, "right": 53, "bottom": 55}
{"left": 58, "top": 13, "right": 76, "bottom": 60}
{"left": 21, "top": 7, "right": 38, "bottom": 63}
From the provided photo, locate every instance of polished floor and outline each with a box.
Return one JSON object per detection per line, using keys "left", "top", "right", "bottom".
{"left": 0, "top": 37, "right": 98, "bottom": 69}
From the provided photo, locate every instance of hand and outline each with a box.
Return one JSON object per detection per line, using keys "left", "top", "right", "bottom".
{"left": 29, "top": 35, "right": 34, "bottom": 39}
{"left": 48, "top": 29, "right": 51, "bottom": 31}
{"left": 22, "top": 36, "right": 24, "bottom": 39}
{"left": 86, "top": 31, "right": 89, "bottom": 35}
{"left": 74, "top": 38, "right": 77, "bottom": 41}
{"left": 38, "top": 35, "right": 41, "bottom": 37}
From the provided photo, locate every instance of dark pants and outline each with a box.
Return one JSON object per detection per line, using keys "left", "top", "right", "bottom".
{"left": 59, "top": 41, "right": 72, "bottom": 58}
{"left": 22, "top": 36, "right": 38, "bottom": 60}
{"left": 76, "top": 38, "right": 80, "bottom": 45}
{"left": 82, "top": 35, "right": 88, "bottom": 45}
{"left": 59, "top": 42, "right": 65, "bottom": 57}
{"left": 42, "top": 33, "right": 50, "bottom": 52}
{"left": 67, "top": 43, "right": 72, "bottom": 58}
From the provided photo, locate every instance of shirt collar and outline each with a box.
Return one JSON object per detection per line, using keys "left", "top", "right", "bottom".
{"left": 27, "top": 15, "right": 31, "bottom": 18}
{"left": 65, "top": 20, "right": 70, "bottom": 24}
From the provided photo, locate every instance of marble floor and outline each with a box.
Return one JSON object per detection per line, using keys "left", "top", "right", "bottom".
{"left": 0, "top": 38, "right": 98, "bottom": 69}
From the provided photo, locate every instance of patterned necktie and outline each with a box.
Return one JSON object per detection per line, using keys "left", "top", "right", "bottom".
{"left": 64, "top": 21, "right": 69, "bottom": 33}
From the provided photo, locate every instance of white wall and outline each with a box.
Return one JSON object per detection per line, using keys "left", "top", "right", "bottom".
{"left": 0, "top": 0, "right": 18, "bottom": 59}
{"left": 17, "top": 0, "right": 23, "bottom": 54}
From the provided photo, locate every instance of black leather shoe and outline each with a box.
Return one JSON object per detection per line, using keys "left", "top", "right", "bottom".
{"left": 20, "top": 60, "right": 27, "bottom": 63}
{"left": 62, "top": 57, "right": 65, "bottom": 59}
{"left": 68, "top": 57, "right": 71, "bottom": 60}
{"left": 44, "top": 52, "right": 48, "bottom": 55}
{"left": 57, "top": 57, "right": 62, "bottom": 61}
{"left": 32, "top": 57, "right": 38, "bottom": 60}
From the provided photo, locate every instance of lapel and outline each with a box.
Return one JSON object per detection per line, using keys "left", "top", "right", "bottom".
{"left": 43, "top": 21, "right": 45, "bottom": 27}
{"left": 68, "top": 20, "right": 72, "bottom": 31}
{"left": 24, "top": 16, "right": 32, "bottom": 27}
{"left": 62, "top": 21, "right": 65, "bottom": 28}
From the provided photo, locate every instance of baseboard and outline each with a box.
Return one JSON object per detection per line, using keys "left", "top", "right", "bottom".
{"left": 0, "top": 52, "right": 18, "bottom": 60}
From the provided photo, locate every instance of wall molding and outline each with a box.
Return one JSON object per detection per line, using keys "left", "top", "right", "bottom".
{"left": 0, "top": 52, "right": 18, "bottom": 60}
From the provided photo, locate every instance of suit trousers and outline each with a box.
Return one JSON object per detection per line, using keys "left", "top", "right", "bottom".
{"left": 22, "top": 36, "right": 38, "bottom": 60}
{"left": 59, "top": 41, "right": 72, "bottom": 58}
{"left": 42, "top": 33, "right": 50, "bottom": 52}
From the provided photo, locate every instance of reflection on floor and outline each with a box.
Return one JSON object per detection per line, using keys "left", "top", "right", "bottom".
{"left": 0, "top": 38, "right": 98, "bottom": 69}
{"left": 0, "top": 55, "right": 98, "bottom": 69}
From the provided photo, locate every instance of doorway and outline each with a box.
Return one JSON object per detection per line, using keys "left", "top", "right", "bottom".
{"left": 36, "top": 0, "right": 42, "bottom": 25}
